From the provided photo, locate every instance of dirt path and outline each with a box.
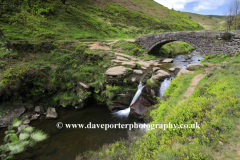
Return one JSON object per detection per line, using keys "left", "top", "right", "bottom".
{"left": 89, "top": 42, "right": 111, "bottom": 50}
{"left": 89, "top": 39, "right": 135, "bottom": 50}
{"left": 178, "top": 74, "right": 205, "bottom": 105}
{"left": 184, "top": 74, "right": 205, "bottom": 97}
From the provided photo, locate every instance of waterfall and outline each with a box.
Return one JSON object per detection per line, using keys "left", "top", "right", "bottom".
{"left": 159, "top": 77, "right": 173, "bottom": 98}
{"left": 113, "top": 82, "right": 144, "bottom": 117}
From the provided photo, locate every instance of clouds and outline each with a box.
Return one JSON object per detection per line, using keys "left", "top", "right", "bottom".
{"left": 154, "top": 0, "right": 228, "bottom": 11}
{"left": 193, "top": 0, "right": 228, "bottom": 11}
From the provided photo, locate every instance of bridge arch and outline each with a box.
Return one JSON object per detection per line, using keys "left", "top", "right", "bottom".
{"left": 148, "top": 39, "right": 198, "bottom": 54}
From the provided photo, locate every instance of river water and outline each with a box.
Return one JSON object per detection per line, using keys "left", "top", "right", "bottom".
{"left": 5, "top": 50, "right": 203, "bottom": 160}
{"left": 159, "top": 50, "right": 204, "bottom": 98}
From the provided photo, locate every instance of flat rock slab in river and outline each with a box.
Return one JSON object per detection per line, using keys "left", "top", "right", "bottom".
{"left": 115, "top": 53, "right": 132, "bottom": 58}
{"left": 105, "top": 66, "right": 131, "bottom": 76}
{"left": 186, "top": 63, "right": 204, "bottom": 69}
{"left": 122, "top": 61, "right": 137, "bottom": 68}
{"left": 111, "top": 59, "right": 123, "bottom": 63}
{"left": 133, "top": 70, "right": 143, "bottom": 74}
{"left": 137, "top": 61, "right": 152, "bottom": 68}
{"left": 169, "top": 68, "right": 176, "bottom": 72}
{"left": 153, "top": 67, "right": 161, "bottom": 72}
{"left": 116, "top": 56, "right": 129, "bottom": 61}
{"left": 177, "top": 69, "right": 194, "bottom": 77}
{"left": 152, "top": 70, "right": 170, "bottom": 80}
{"left": 162, "top": 58, "right": 173, "bottom": 63}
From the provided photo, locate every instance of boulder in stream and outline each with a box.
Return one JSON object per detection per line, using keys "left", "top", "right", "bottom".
{"left": 152, "top": 70, "right": 170, "bottom": 81}
{"left": 169, "top": 68, "right": 176, "bottom": 72}
{"left": 46, "top": 107, "right": 58, "bottom": 119}
{"left": 162, "top": 58, "right": 173, "bottom": 63}
{"left": 129, "top": 85, "right": 157, "bottom": 120}
{"left": 35, "top": 106, "right": 44, "bottom": 114}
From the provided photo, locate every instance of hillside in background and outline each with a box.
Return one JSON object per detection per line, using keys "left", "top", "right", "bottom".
{"left": 182, "top": 12, "right": 226, "bottom": 30}
{"left": 0, "top": 0, "right": 204, "bottom": 42}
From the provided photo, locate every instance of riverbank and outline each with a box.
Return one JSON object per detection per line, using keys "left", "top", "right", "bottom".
{"left": 0, "top": 37, "right": 202, "bottom": 159}
{"left": 77, "top": 53, "right": 240, "bottom": 159}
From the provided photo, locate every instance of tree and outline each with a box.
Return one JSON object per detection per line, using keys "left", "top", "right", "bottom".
{"left": 232, "top": 0, "right": 240, "bottom": 30}
{"left": 225, "top": 2, "right": 235, "bottom": 30}
{"left": 225, "top": 0, "right": 240, "bottom": 30}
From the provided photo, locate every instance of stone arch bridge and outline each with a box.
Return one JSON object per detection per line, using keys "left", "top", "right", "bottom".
{"left": 135, "top": 31, "right": 240, "bottom": 55}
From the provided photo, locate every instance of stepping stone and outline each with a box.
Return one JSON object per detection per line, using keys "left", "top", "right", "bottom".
{"left": 105, "top": 66, "right": 131, "bottom": 76}
{"left": 122, "top": 61, "right": 137, "bottom": 68}
{"left": 133, "top": 70, "right": 143, "bottom": 74}
{"left": 153, "top": 67, "right": 161, "bottom": 72}
{"left": 169, "top": 68, "right": 175, "bottom": 72}
{"left": 115, "top": 53, "right": 131, "bottom": 58}
{"left": 35, "top": 106, "right": 44, "bottom": 114}
{"left": 116, "top": 56, "right": 129, "bottom": 61}
{"left": 162, "top": 58, "right": 173, "bottom": 63}
{"left": 137, "top": 61, "right": 153, "bottom": 68}
{"left": 111, "top": 60, "right": 123, "bottom": 63}
{"left": 152, "top": 70, "right": 170, "bottom": 80}
{"left": 46, "top": 107, "right": 58, "bottom": 119}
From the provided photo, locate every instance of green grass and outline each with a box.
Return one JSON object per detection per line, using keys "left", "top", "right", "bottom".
{"left": 159, "top": 41, "right": 195, "bottom": 57}
{"left": 78, "top": 54, "right": 240, "bottom": 160}
{"left": 0, "top": 0, "right": 204, "bottom": 42}
{"left": 112, "top": 40, "right": 147, "bottom": 56}
{"left": 0, "top": 42, "right": 114, "bottom": 107}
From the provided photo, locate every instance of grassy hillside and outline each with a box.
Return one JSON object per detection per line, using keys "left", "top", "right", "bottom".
{"left": 0, "top": 0, "right": 203, "bottom": 42}
{"left": 182, "top": 12, "right": 225, "bottom": 30}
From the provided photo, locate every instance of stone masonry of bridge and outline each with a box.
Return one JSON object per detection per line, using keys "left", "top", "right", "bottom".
{"left": 135, "top": 31, "right": 240, "bottom": 55}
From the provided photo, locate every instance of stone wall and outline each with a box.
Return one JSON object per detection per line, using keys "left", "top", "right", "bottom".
{"left": 135, "top": 30, "right": 240, "bottom": 55}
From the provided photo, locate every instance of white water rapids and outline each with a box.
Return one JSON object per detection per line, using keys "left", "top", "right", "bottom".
{"left": 113, "top": 82, "right": 144, "bottom": 117}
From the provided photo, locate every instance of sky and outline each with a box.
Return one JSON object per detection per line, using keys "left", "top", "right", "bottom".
{"left": 154, "top": 0, "right": 231, "bottom": 15}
